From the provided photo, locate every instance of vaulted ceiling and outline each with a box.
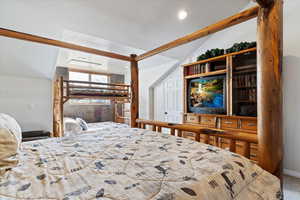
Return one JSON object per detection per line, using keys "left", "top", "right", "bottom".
{"left": 0, "top": 0, "right": 249, "bottom": 79}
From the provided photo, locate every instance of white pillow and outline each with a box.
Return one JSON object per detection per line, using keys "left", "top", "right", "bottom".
{"left": 0, "top": 114, "right": 22, "bottom": 175}
{"left": 76, "top": 118, "right": 88, "bottom": 131}
{"left": 0, "top": 114, "right": 22, "bottom": 148}
{"left": 63, "top": 117, "right": 83, "bottom": 136}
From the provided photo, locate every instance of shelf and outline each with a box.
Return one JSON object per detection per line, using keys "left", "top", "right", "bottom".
{"left": 184, "top": 69, "right": 227, "bottom": 79}
{"left": 234, "top": 69, "right": 256, "bottom": 74}
{"left": 183, "top": 47, "right": 257, "bottom": 68}
{"left": 235, "top": 86, "right": 256, "bottom": 89}
{"left": 235, "top": 64, "right": 256, "bottom": 71}
{"left": 236, "top": 100, "right": 257, "bottom": 103}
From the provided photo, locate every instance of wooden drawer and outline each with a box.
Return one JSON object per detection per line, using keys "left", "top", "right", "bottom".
{"left": 200, "top": 116, "right": 216, "bottom": 127}
{"left": 186, "top": 115, "right": 199, "bottom": 123}
{"left": 241, "top": 119, "right": 257, "bottom": 131}
{"left": 221, "top": 118, "right": 238, "bottom": 129}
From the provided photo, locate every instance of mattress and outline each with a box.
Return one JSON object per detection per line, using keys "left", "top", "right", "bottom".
{"left": 70, "top": 88, "right": 129, "bottom": 97}
{"left": 81, "top": 122, "right": 129, "bottom": 134}
{"left": 87, "top": 122, "right": 129, "bottom": 131}
{"left": 0, "top": 123, "right": 281, "bottom": 200}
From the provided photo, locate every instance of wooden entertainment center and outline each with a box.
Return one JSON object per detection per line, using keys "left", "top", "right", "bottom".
{"left": 183, "top": 47, "right": 258, "bottom": 161}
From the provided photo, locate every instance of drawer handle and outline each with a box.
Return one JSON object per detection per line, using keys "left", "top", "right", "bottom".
{"left": 224, "top": 121, "right": 233, "bottom": 124}
{"left": 247, "top": 123, "right": 256, "bottom": 127}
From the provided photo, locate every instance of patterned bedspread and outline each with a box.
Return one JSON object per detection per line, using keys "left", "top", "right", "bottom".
{"left": 87, "top": 122, "right": 129, "bottom": 131}
{"left": 0, "top": 123, "right": 281, "bottom": 200}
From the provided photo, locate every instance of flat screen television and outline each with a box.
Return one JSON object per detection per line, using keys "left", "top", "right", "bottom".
{"left": 188, "top": 75, "right": 226, "bottom": 114}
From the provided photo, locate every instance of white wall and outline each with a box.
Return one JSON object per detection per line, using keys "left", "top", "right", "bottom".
{"left": 139, "top": 61, "right": 178, "bottom": 119}
{"left": 155, "top": 0, "right": 300, "bottom": 176}
{"left": 0, "top": 75, "right": 52, "bottom": 132}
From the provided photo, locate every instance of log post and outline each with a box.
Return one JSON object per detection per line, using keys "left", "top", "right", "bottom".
{"left": 170, "top": 128, "right": 175, "bottom": 136}
{"left": 152, "top": 125, "right": 157, "bottom": 132}
{"left": 130, "top": 54, "right": 139, "bottom": 127}
{"left": 157, "top": 126, "right": 162, "bottom": 133}
{"left": 203, "top": 134, "right": 210, "bottom": 144}
{"left": 243, "top": 142, "right": 251, "bottom": 159}
{"left": 53, "top": 76, "right": 64, "bottom": 137}
{"left": 229, "top": 139, "right": 236, "bottom": 153}
{"left": 177, "top": 130, "right": 182, "bottom": 137}
{"left": 257, "top": 0, "right": 283, "bottom": 177}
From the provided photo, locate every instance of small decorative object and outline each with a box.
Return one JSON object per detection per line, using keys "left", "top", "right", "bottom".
{"left": 225, "top": 41, "right": 256, "bottom": 54}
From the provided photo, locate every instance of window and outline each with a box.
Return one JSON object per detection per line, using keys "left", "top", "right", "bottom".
{"left": 69, "top": 71, "right": 111, "bottom": 105}
{"left": 91, "top": 74, "right": 108, "bottom": 83}
{"left": 69, "top": 71, "right": 89, "bottom": 82}
{"left": 91, "top": 74, "right": 108, "bottom": 88}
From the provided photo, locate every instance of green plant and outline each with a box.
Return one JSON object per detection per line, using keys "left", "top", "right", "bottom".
{"left": 196, "top": 41, "right": 256, "bottom": 62}
{"left": 197, "top": 48, "right": 225, "bottom": 61}
{"left": 225, "top": 41, "right": 256, "bottom": 54}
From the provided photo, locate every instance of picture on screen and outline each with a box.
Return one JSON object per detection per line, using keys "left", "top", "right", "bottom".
{"left": 188, "top": 75, "right": 226, "bottom": 114}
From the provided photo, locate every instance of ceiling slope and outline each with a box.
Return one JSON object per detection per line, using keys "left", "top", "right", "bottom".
{"left": 0, "top": 0, "right": 249, "bottom": 78}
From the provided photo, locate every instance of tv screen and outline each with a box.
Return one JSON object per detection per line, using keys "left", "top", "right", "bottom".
{"left": 188, "top": 75, "right": 226, "bottom": 114}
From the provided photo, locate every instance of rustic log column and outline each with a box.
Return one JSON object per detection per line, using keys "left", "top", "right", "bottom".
{"left": 152, "top": 125, "right": 157, "bottom": 131}
{"left": 130, "top": 54, "right": 139, "bottom": 127}
{"left": 257, "top": 0, "right": 283, "bottom": 177}
{"left": 53, "top": 76, "right": 64, "bottom": 137}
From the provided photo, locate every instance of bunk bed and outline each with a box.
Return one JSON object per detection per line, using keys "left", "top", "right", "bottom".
{"left": 0, "top": 0, "right": 283, "bottom": 199}
{"left": 52, "top": 76, "right": 131, "bottom": 136}
{"left": 62, "top": 79, "right": 130, "bottom": 102}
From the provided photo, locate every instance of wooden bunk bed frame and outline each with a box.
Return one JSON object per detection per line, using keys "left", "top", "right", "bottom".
{"left": 62, "top": 78, "right": 130, "bottom": 103}
{"left": 0, "top": 0, "right": 283, "bottom": 178}
{"left": 53, "top": 76, "right": 131, "bottom": 136}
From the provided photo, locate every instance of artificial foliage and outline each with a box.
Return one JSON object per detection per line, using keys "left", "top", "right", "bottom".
{"left": 197, "top": 48, "right": 224, "bottom": 61}
{"left": 225, "top": 41, "right": 256, "bottom": 54}
{"left": 196, "top": 41, "right": 256, "bottom": 61}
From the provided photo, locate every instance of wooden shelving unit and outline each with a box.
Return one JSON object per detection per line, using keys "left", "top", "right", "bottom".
{"left": 182, "top": 48, "right": 258, "bottom": 161}
{"left": 183, "top": 47, "right": 257, "bottom": 117}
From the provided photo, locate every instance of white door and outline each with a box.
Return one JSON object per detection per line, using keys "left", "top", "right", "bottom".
{"left": 163, "top": 77, "right": 182, "bottom": 123}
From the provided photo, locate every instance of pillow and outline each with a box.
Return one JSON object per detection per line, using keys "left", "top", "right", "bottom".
{"left": 0, "top": 129, "right": 19, "bottom": 171}
{"left": 63, "top": 117, "right": 82, "bottom": 136}
{"left": 0, "top": 114, "right": 22, "bottom": 175}
{"left": 0, "top": 114, "right": 22, "bottom": 148}
{"left": 76, "top": 118, "right": 88, "bottom": 131}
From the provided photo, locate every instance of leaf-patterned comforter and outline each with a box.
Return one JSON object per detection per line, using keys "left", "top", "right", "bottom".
{"left": 0, "top": 123, "right": 281, "bottom": 200}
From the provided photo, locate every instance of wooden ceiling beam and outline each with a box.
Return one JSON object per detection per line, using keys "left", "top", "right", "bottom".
{"left": 136, "top": 6, "right": 259, "bottom": 61}
{"left": 255, "top": 0, "right": 274, "bottom": 8}
{"left": 0, "top": 27, "right": 132, "bottom": 62}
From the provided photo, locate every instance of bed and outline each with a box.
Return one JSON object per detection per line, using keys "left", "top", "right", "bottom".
{"left": 69, "top": 88, "right": 129, "bottom": 97}
{"left": 1, "top": 0, "right": 283, "bottom": 179}
{"left": 0, "top": 122, "right": 280, "bottom": 200}
{"left": 86, "top": 121, "right": 129, "bottom": 132}
{"left": 64, "top": 118, "right": 129, "bottom": 136}
{"left": 63, "top": 80, "right": 130, "bottom": 101}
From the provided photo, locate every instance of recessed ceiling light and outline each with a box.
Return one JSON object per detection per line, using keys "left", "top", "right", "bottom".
{"left": 178, "top": 10, "right": 188, "bottom": 20}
